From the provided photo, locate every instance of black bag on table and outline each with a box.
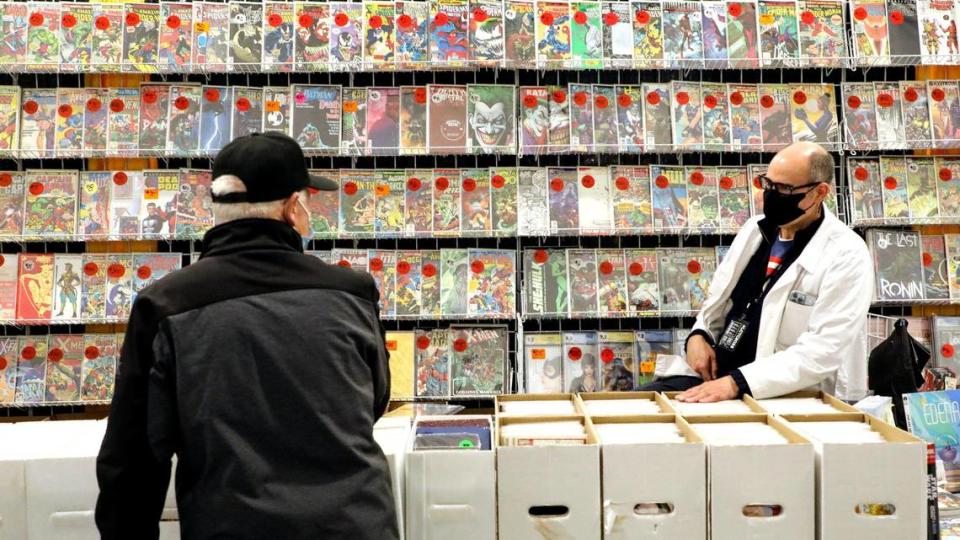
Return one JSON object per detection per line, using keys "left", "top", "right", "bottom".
{"left": 868, "top": 318, "right": 930, "bottom": 430}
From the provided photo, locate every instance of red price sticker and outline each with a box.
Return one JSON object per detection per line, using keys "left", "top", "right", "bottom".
{"left": 730, "top": 91, "right": 744, "bottom": 106}
{"left": 615, "top": 176, "right": 630, "bottom": 190}
{"left": 581, "top": 175, "right": 595, "bottom": 188}
{"left": 568, "top": 347, "right": 582, "bottom": 361}
{"left": 422, "top": 263, "right": 437, "bottom": 277}
{"left": 595, "top": 95, "right": 609, "bottom": 109}
{"left": 435, "top": 177, "right": 449, "bottom": 191}
{"left": 85, "top": 347, "right": 100, "bottom": 360}
{"left": 406, "top": 177, "right": 422, "bottom": 191}
{"left": 137, "top": 266, "right": 152, "bottom": 280}
{"left": 629, "top": 262, "right": 644, "bottom": 275}
{"left": 854, "top": 167, "right": 869, "bottom": 181}
{"left": 343, "top": 181, "right": 358, "bottom": 195}
{"left": 534, "top": 249, "right": 549, "bottom": 264}
{"left": 109, "top": 98, "right": 125, "bottom": 112}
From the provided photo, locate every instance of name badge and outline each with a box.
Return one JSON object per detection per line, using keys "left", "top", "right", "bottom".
{"left": 718, "top": 318, "right": 750, "bottom": 353}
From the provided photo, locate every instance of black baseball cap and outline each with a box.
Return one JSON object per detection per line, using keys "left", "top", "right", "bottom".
{"left": 211, "top": 132, "right": 337, "bottom": 203}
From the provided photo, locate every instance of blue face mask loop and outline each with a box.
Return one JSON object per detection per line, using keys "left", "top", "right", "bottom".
{"left": 296, "top": 197, "right": 313, "bottom": 250}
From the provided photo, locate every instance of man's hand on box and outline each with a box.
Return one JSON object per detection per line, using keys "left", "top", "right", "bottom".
{"left": 685, "top": 334, "right": 717, "bottom": 381}
{"left": 676, "top": 376, "right": 738, "bottom": 403}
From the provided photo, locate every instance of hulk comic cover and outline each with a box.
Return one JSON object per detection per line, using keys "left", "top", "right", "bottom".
{"left": 262, "top": 86, "right": 292, "bottom": 135}
{"left": 375, "top": 170, "right": 406, "bottom": 237}
{"left": 548, "top": 85, "right": 571, "bottom": 153}
{"left": 470, "top": 0, "right": 505, "bottom": 66}
{"left": 122, "top": 3, "right": 159, "bottom": 73}
{"left": 592, "top": 85, "right": 619, "bottom": 152}
{"left": 16, "top": 254, "right": 53, "bottom": 322}
{"left": 759, "top": 84, "right": 793, "bottom": 152}
{"left": 403, "top": 169, "right": 432, "bottom": 236}
{"left": 662, "top": 1, "right": 703, "bottom": 68}
{"left": 461, "top": 169, "right": 492, "bottom": 236}
{"left": 52, "top": 254, "right": 82, "bottom": 323}
{"left": 848, "top": 158, "right": 884, "bottom": 225}
{"left": 874, "top": 81, "right": 905, "bottom": 150}
{"left": 702, "top": 0, "right": 729, "bottom": 69}
{"left": 79, "top": 171, "right": 110, "bottom": 240}
{"left": 415, "top": 329, "right": 449, "bottom": 397}
{"left": 400, "top": 86, "right": 428, "bottom": 155}
{"left": 563, "top": 331, "right": 600, "bottom": 393}
{"left": 611, "top": 165, "right": 653, "bottom": 234}
{"left": 881, "top": 156, "right": 911, "bottom": 221}
{"left": 759, "top": 0, "right": 799, "bottom": 67}
{"left": 262, "top": 1, "right": 294, "bottom": 72}
{"left": 306, "top": 169, "right": 340, "bottom": 239}
{"left": 702, "top": 82, "right": 730, "bottom": 151}
{"left": 364, "top": 1, "right": 396, "bottom": 68}
{"left": 81, "top": 334, "right": 117, "bottom": 402}
{"left": 340, "top": 171, "right": 376, "bottom": 237}
{"left": 420, "top": 251, "right": 442, "bottom": 317}
{"left": 167, "top": 85, "right": 202, "bottom": 156}
{"left": 570, "top": 1, "right": 602, "bottom": 69}
{"left": 504, "top": 0, "right": 536, "bottom": 67}
{"left": 60, "top": 2, "right": 93, "bottom": 72}
{"left": 367, "top": 87, "right": 401, "bottom": 156}
{"left": 651, "top": 165, "right": 688, "bottom": 233}
{"left": 14, "top": 335, "right": 47, "bottom": 404}
{"left": 467, "top": 85, "right": 516, "bottom": 155}
{"left": 293, "top": 84, "right": 342, "bottom": 153}
{"left": 430, "top": 0, "right": 468, "bottom": 66}
{"left": 0, "top": 337, "right": 16, "bottom": 404}
{"left": 428, "top": 85, "right": 468, "bottom": 154}
{"left": 907, "top": 157, "right": 940, "bottom": 222}
{"left": 104, "top": 254, "right": 133, "bottom": 320}
{"left": 230, "top": 87, "right": 264, "bottom": 140}
{"left": 0, "top": 171, "right": 24, "bottom": 239}
{"left": 0, "top": 86, "right": 19, "bottom": 154}
{"left": 596, "top": 249, "right": 628, "bottom": 316}
{"left": 790, "top": 83, "right": 839, "bottom": 150}
{"left": 82, "top": 87, "right": 108, "bottom": 156}
{"left": 175, "top": 169, "right": 213, "bottom": 240}
{"left": 686, "top": 167, "right": 720, "bottom": 233}
{"left": 91, "top": 3, "right": 122, "bottom": 72}
{"left": 467, "top": 249, "right": 516, "bottom": 317}
{"left": 294, "top": 2, "right": 329, "bottom": 71}
{"left": 158, "top": 2, "right": 192, "bottom": 73}
{"left": 449, "top": 326, "right": 507, "bottom": 396}
{"left": 138, "top": 83, "right": 170, "bottom": 155}
{"left": 901, "top": 81, "right": 932, "bottom": 149}
{"left": 54, "top": 87, "right": 85, "bottom": 158}
{"left": 396, "top": 1, "right": 429, "bottom": 68}
{"left": 519, "top": 86, "right": 549, "bottom": 155}
{"left": 228, "top": 2, "right": 263, "bottom": 72}
{"left": 602, "top": 1, "right": 633, "bottom": 67}
{"left": 525, "top": 333, "right": 563, "bottom": 394}
{"left": 625, "top": 249, "right": 659, "bottom": 315}
{"left": 842, "top": 82, "right": 879, "bottom": 151}
{"left": 108, "top": 171, "right": 143, "bottom": 240}
{"left": 568, "top": 249, "right": 599, "bottom": 317}
{"left": 634, "top": 1, "right": 664, "bottom": 68}
{"left": 599, "top": 331, "right": 638, "bottom": 390}
{"left": 671, "top": 81, "right": 703, "bottom": 150}
{"left": 490, "top": 167, "right": 518, "bottom": 236}
{"left": 25, "top": 2, "right": 60, "bottom": 72}
{"left": 727, "top": 83, "right": 761, "bottom": 152}
{"left": 45, "top": 334, "right": 84, "bottom": 403}
{"left": 368, "top": 250, "right": 398, "bottom": 317}
{"left": 140, "top": 170, "right": 179, "bottom": 239}
{"left": 518, "top": 167, "right": 549, "bottom": 236}
{"left": 19, "top": 88, "right": 56, "bottom": 158}
{"left": 569, "top": 83, "right": 594, "bottom": 152}
{"left": 929, "top": 80, "right": 960, "bottom": 150}
{"left": 548, "top": 167, "right": 580, "bottom": 235}
{"left": 578, "top": 167, "right": 612, "bottom": 234}
{"left": 642, "top": 83, "right": 672, "bottom": 152}
{"left": 717, "top": 167, "right": 751, "bottom": 233}
{"left": 0, "top": 3, "right": 28, "bottom": 68}
{"left": 395, "top": 251, "right": 422, "bottom": 318}
{"left": 727, "top": 1, "right": 759, "bottom": 68}
{"left": 440, "top": 249, "right": 469, "bottom": 316}
{"left": 107, "top": 87, "right": 139, "bottom": 157}
{"left": 23, "top": 170, "right": 77, "bottom": 239}
{"left": 193, "top": 1, "right": 229, "bottom": 72}
{"left": 616, "top": 86, "right": 644, "bottom": 154}
{"left": 432, "top": 169, "right": 462, "bottom": 236}
{"left": 524, "top": 248, "right": 569, "bottom": 317}
{"left": 535, "top": 1, "right": 572, "bottom": 69}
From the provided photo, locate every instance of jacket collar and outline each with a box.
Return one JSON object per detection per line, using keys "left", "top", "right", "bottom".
{"left": 757, "top": 206, "right": 838, "bottom": 275}
{"left": 757, "top": 205, "right": 826, "bottom": 247}
{"left": 200, "top": 218, "right": 303, "bottom": 259}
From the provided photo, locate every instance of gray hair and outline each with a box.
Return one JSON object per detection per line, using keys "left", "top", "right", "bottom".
{"left": 211, "top": 175, "right": 304, "bottom": 225}
{"left": 809, "top": 150, "right": 835, "bottom": 185}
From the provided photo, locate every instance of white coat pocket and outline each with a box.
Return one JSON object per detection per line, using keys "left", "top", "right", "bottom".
{"left": 778, "top": 300, "right": 815, "bottom": 348}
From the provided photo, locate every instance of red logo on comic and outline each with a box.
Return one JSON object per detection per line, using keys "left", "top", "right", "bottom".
{"left": 416, "top": 335, "right": 431, "bottom": 350}
{"left": 58, "top": 104, "right": 73, "bottom": 118}
{"left": 473, "top": 8, "right": 487, "bottom": 22}
{"left": 601, "top": 348, "right": 615, "bottom": 363}
{"left": 846, "top": 95, "right": 861, "bottom": 109}
{"left": 618, "top": 93, "right": 632, "bottom": 108}
{"left": 883, "top": 177, "right": 897, "bottom": 190}
{"left": 604, "top": 11, "right": 618, "bottom": 25}
{"left": 434, "top": 12, "right": 448, "bottom": 26}
{"left": 890, "top": 11, "right": 904, "bottom": 25}
{"left": 941, "top": 168, "right": 953, "bottom": 181}
{"left": 635, "top": 10, "right": 648, "bottom": 25}
{"left": 574, "top": 11, "right": 587, "bottom": 25}
{"left": 21, "top": 347, "right": 36, "bottom": 360}
{"left": 760, "top": 95, "right": 774, "bottom": 108}
{"left": 174, "top": 96, "right": 190, "bottom": 110}
{"left": 540, "top": 11, "right": 554, "bottom": 25}
{"left": 369, "top": 258, "right": 384, "bottom": 271}
{"left": 126, "top": 12, "right": 140, "bottom": 27}
{"left": 595, "top": 95, "right": 609, "bottom": 108}
{"left": 944, "top": 344, "right": 955, "bottom": 358}
{"left": 853, "top": 7, "right": 867, "bottom": 21}
{"left": 793, "top": 91, "right": 807, "bottom": 105}
{"left": 523, "top": 94, "right": 538, "bottom": 108}
{"left": 236, "top": 98, "right": 251, "bottom": 112}
{"left": 108, "top": 264, "right": 125, "bottom": 279}
{"left": 414, "top": 87, "right": 427, "bottom": 104}
{"left": 730, "top": 91, "right": 744, "bottom": 106}
{"left": 335, "top": 12, "right": 349, "bottom": 27}
{"left": 933, "top": 88, "right": 947, "bottom": 102}
{"left": 676, "top": 92, "right": 689, "bottom": 105}
{"left": 369, "top": 16, "right": 382, "bottom": 29}
{"left": 62, "top": 13, "right": 77, "bottom": 28}
{"left": 453, "top": 338, "right": 468, "bottom": 352}
{"left": 397, "top": 261, "right": 411, "bottom": 275}
{"left": 462, "top": 177, "right": 476, "bottom": 192}
{"left": 704, "top": 94, "right": 717, "bottom": 109}
{"left": 550, "top": 178, "right": 564, "bottom": 191}
{"left": 655, "top": 175, "right": 669, "bottom": 189}
{"left": 646, "top": 91, "right": 660, "bottom": 105}
{"left": 599, "top": 261, "right": 613, "bottom": 275}
{"left": 142, "top": 89, "right": 158, "bottom": 104}
{"left": 397, "top": 14, "right": 413, "bottom": 30}
{"left": 728, "top": 3, "right": 742, "bottom": 17}
{"left": 904, "top": 88, "right": 918, "bottom": 102}
{"left": 299, "top": 14, "right": 314, "bottom": 27}
{"left": 268, "top": 13, "right": 283, "bottom": 27}
{"left": 0, "top": 173, "right": 10, "bottom": 187}
{"left": 800, "top": 11, "right": 815, "bottom": 25}
{"left": 923, "top": 252, "right": 933, "bottom": 267}
{"left": 553, "top": 90, "right": 567, "bottom": 104}
{"left": 337, "top": 260, "right": 351, "bottom": 268}
{"left": 876, "top": 93, "right": 893, "bottom": 108}
{"left": 95, "top": 16, "right": 110, "bottom": 30}
{"left": 343, "top": 181, "right": 358, "bottom": 195}
{"left": 28, "top": 182, "right": 43, "bottom": 196}
{"left": 687, "top": 260, "right": 702, "bottom": 274}
{"left": 28, "top": 12, "right": 43, "bottom": 27}
{"left": 113, "top": 171, "right": 128, "bottom": 185}
{"left": 471, "top": 260, "right": 485, "bottom": 274}
{"left": 86, "top": 97, "right": 102, "bottom": 113}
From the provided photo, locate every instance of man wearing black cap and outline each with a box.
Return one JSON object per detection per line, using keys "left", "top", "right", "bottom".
{"left": 95, "top": 133, "right": 399, "bottom": 540}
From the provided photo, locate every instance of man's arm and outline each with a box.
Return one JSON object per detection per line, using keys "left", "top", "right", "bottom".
{"left": 738, "top": 244, "right": 873, "bottom": 399}
{"left": 95, "top": 299, "right": 172, "bottom": 540}
{"left": 368, "top": 276, "right": 391, "bottom": 419}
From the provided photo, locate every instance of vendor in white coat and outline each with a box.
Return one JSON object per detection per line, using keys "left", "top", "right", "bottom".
{"left": 643, "top": 142, "right": 874, "bottom": 403}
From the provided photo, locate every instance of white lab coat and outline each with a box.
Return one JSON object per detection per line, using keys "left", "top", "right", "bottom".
{"left": 684, "top": 209, "right": 874, "bottom": 400}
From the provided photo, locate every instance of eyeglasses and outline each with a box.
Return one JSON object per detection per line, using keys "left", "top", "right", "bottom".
{"left": 759, "top": 174, "right": 823, "bottom": 195}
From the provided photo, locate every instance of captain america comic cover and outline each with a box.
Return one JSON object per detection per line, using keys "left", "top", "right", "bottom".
{"left": 138, "top": 83, "right": 170, "bottom": 156}
{"left": 396, "top": 0, "right": 429, "bottom": 68}
{"left": 374, "top": 170, "right": 406, "bottom": 237}
{"left": 519, "top": 86, "right": 549, "bottom": 155}
{"left": 616, "top": 86, "right": 644, "bottom": 154}
{"left": 292, "top": 84, "right": 342, "bottom": 153}
{"left": 625, "top": 249, "right": 659, "bottom": 315}
{"left": 82, "top": 88, "right": 108, "bottom": 156}
{"left": 262, "top": 87, "right": 292, "bottom": 136}
{"left": 702, "top": 0, "right": 729, "bottom": 69}
{"left": 25, "top": 2, "right": 60, "bottom": 72}
{"left": 686, "top": 167, "right": 720, "bottom": 233}
{"left": 642, "top": 83, "right": 672, "bottom": 152}
{"left": 0, "top": 3, "right": 28, "bottom": 69}
{"left": 651, "top": 165, "right": 688, "bottom": 233}
{"left": 602, "top": 1, "right": 633, "bottom": 67}
{"left": 176, "top": 169, "right": 213, "bottom": 240}
{"left": 535, "top": 1, "right": 571, "bottom": 69}
{"left": 23, "top": 170, "right": 78, "bottom": 239}
{"left": 122, "top": 3, "right": 159, "bottom": 73}
{"left": 262, "top": 1, "right": 294, "bottom": 73}
{"left": 366, "top": 87, "right": 401, "bottom": 156}
{"left": 158, "top": 2, "right": 192, "bottom": 73}
{"left": 701, "top": 82, "right": 730, "bottom": 151}
{"left": 199, "top": 86, "right": 231, "bottom": 154}
{"left": 672, "top": 81, "right": 703, "bottom": 150}
{"left": 570, "top": 1, "right": 602, "bottom": 69}
{"left": 81, "top": 334, "right": 116, "bottom": 402}
{"left": 52, "top": 254, "right": 83, "bottom": 323}
{"left": 340, "top": 171, "right": 376, "bottom": 237}
{"left": 167, "top": 85, "right": 202, "bottom": 156}
{"left": 901, "top": 80, "right": 932, "bottom": 149}
{"left": 228, "top": 2, "right": 263, "bottom": 72}
{"left": 329, "top": 3, "right": 364, "bottom": 71}
{"left": 798, "top": 0, "right": 846, "bottom": 67}
{"left": 548, "top": 168, "right": 579, "bottom": 235}
{"left": 569, "top": 84, "right": 594, "bottom": 152}
{"left": 461, "top": 169, "right": 492, "bottom": 236}
{"left": 79, "top": 171, "right": 111, "bottom": 240}
{"left": 54, "top": 87, "right": 85, "bottom": 158}
{"left": 880, "top": 156, "right": 910, "bottom": 221}
{"left": 593, "top": 85, "right": 619, "bottom": 153}
{"left": 662, "top": 1, "right": 703, "bottom": 68}
{"left": 432, "top": 169, "right": 462, "bottom": 236}
{"left": 415, "top": 329, "right": 450, "bottom": 397}
{"left": 400, "top": 86, "right": 428, "bottom": 155}
{"left": 306, "top": 170, "right": 340, "bottom": 239}
{"left": 578, "top": 167, "right": 612, "bottom": 234}
{"left": 518, "top": 167, "right": 549, "bottom": 236}
{"left": 634, "top": 1, "right": 664, "bottom": 69}
{"left": 440, "top": 249, "right": 469, "bottom": 316}
{"left": 490, "top": 167, "right": 518, "bottom": 236}
{"left": 468, "top": 85, "right": 516, "bottom": 155}
{"left": 504, "top": 0, "right": 536, "bottom": 68}
{"left": 874, "top": 81, "right": 905, "bottom": 150}
{"left": 368, "top": 250, "right": 398, "bottom": 317}
{"left": 717, "top": 167, "right": 751, "bottom": 233}
{"left": 420, "top": 250, "right": 442, "bottom": 317}
{"left": 403, "top": 169, "right": 432, "bottom": 236}
{"left": 842, "top": 82, "right": 879, "bottom": 150}
{"left": 430, "top": 0, "right": 469, "bottom": 67}
{"left": 596, "top": 249, "right": 628, "bottom": 316}
{"left": 294, "top": 2, "right": 329, "bottom": 71}
{"left": 567, "top": 249, "right": 599, "bottom": 317}
{"left": 727, "top": 84, "right": 762, "bottom": 152}
{"left": 470, "top": 0, "right": 505, "bottom": 66}
{"left": 59, "top": 2, "right": 94, "bottom": 73}
{"left": 727, "top": 0, "right": 760, "bottom": 68}
{"left": 0, "top": 171, "right": 24, "bottom": 239}
{"left": 524, "top": 248, "right": 569, "bottom": 317}
{"left": 759, "top": 0, "right": 800, "bottom": 68}
{"left": 395, "top": 250, "right": 422, "bottom": 317}
{"left": 231, "top": 86, "right": 264, "bottom": 140}
{"left": 848, "top": 158, "right": 884, "bottom": 224}
{"left": 14, "top": 335, "right": 47, "bottom": 404}
{"left": 19, "top": 88, "right": 56, "bottom": 158}
{"left": 467, "top": 249, "right": 516, "bottom": 317}
{"left": 364, "top": 1, "right": 396, "bottom": 69}
{"left": 449, "top": 325, "right": 507, "bottom": 396}
{"left": 91, "top": 3, "right": 122, "bottom": 72}
{"left": 611, "top": 165, "right": 653, "bottom": 234}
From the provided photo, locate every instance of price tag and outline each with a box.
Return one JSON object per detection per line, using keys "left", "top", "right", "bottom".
{"left": 195, "top": 22, "right": 210, "bottom": 33}
{"left": 759, "top": 14, "right": 774, "bottom": 25}
{"left": 144, "top": 188, "right": 159, "bottom": 200}
{"left": 531, "top": 348, "right": 546, "bottom": 360}
{"left": 386, "top": 340, "right": 397, "bottom": 351}
{"left": 265, "top": 100, "right": 281, "bottom": 112}
{"left": 640, "top": 361, "right": 656, "bottom": 373}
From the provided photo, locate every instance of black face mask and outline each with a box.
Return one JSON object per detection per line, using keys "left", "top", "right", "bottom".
{"left": 763, "top": 188, "right": 819, "bottom": 226}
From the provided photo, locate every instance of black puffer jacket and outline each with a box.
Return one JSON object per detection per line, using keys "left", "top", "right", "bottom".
{"left": 96, "top": 218, "right": 398, "bottom": 540}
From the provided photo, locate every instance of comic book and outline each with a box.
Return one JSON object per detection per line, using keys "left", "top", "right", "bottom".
{"left": 524, "top": 248, "right": 569, "bottom": 316}
{"left": 329, "top": 3, "right": 364, "bottom": 70}
{"left": 759, "top": 84, "right": 793, "bottom": 152}
{"left": 686, "top": 167, "right": 720, "bottom": 233}
{"left": 108, "top": 171, "right": 143, "bottom": 240}
{"left": 198, "top": 86, "right": 230, "bottom": 154}
{"left": 166, "top": 85, "right": 201, "bottom": 156}
{"left": 923, "top": 235, "right": 950, "bottom": 300}
{"left": 104, "top": 253, "right": 133, "bottom": 320}
{"left": 641, "top": 83, "right": 671, "bottom": 152}
{"left": 138, "top": 83, "right": 170, "bottom": 156}
{"left": 79, "top": 171, "right": 110, "bottom": 240}
{"left": 0, "top": 256, "right": 13, "bottom": 325}
{"left": 593, "top": 85, "right": 619, "bottom": 153}
{"left": 790, "top": 84, "right": 839, "bottom": 149}
{"left": 385, "top": 331, "right": 414, "bottom": 399}
{"left": 490, "top": 167, "right": 519, "bottom": 236}
{"left": 82, "top": 87, "right": 108, "bottom": 156}
{"left": 624, "top": 249, "right": 659, "bottom": 315}
{"left": 467, "top": 249, "right": 516, "bottom": 317}
{"left": 519, "top": 86, "right": 549, "bottom": 155}
{"left": 51, "top": 254, "right": 82, "bottom": 323}
{"left": 132, "top": 253, "right": 181, "bottom": 301}
{"left": 906, "top": 157, "right": 940, "bottom": 222}
{"left": 564, "top": 85, "right": 593, "bottom": 153}
{"left": 633, "top": 1, "right": 664, "bottom": 68}
{"left": 662, "top": 1, "right": 703, "bottom": 68}
{"left": 868, "top": 230, "right": 924, "bottom": 301}
{"left": 727, "top": 84, "right": 762, "bottom": 152}
{"left": 0, "top": 172, "right": 23, "bottom": 239}
{"left": 535, "top": 1, "right": 571, "bottom": 68}
{"left": 525, "top": 333, "right": 563, "bottom": 393}
{"left": 449, "top": 326, "right": 507, "bottom": 396}
{"left": 60, "top": 3, "right": 93, "bottom": 72}
{"left": 432, "top": 169, "right": 462, "bottom": 236}
{"left": 610, "top": 165, "right": 652, "bottom": 234}
{"left": 874, "top": 81, "right": 905, "bottom": 150}
{"left": 54, "top": 87, "right": 85, "bottom": 158}
{"left": 798, "top": 0, "right": 845, "bottom": 67}
{"left": 14, "top": 336, "right": 47, "bottom": 404}
{"left": 340, "top": 171, "right": 376, "bottom": 236}
{"left": 671, "top": 81, "right": 703, "bottom": 150}
{"left": 23, "top": 170, "right": 77, "bottom": 239}
{"left": 727, "top": 1, "right": 760, "bottom": 68}
{"left": 599, "top": 331, "right": 637, "bottom": 390}
{"left": 850, "top": 0, "right": 889, "bottom": 65}
{"left": 415, "top": 329, "right": 449, "bottom": 397}
{"left": 366, "top": 87, "right": 400, "bottom": 156}
{"left": 661, "top": 248, "right": 716, "bottom": 313}
{"left": 0, "top": 87, "right": 19, "bottom": 155}
{"left": 368, "top": 250, "right": 398, "bottom": 316}
{"left": 937, "top": 157, "right": 960, "bottom": 220}
{"left": 901, "top": 81, "right": 932, "bottom": 149}
{"left": 0, "top": 338, "right": 16, "bottom": 404}
{"left": 567, "top": 249, "right": 599, "bottom": 316}
{"left": 19, "top": 88, "right": 56, "bottom": 158}
{"left": 81, "top": 334, "right": 116, "bottom": 401}
{"left": 886, "top": 0, "right": 920, "bottom": 64}
{"left": 420, "top": 251, "right": 442, "bottom": 317}
{"left": 758, "top": 0, "right": 800, "bottom": 67}
{"left": 518, "top": 167, "right": 550, "bottom": 235}
{"left": 157, "top": 2, "right": 192, "bottom": 72}
{"left": 651, "top": 165, "right": 688, "bottom": 233}
{"left": 929, "top": 81, "right": 960, "bottom": 150}
{"left": 563, "top": 331, "right": 600, "bottom": 393}
{"left": 848, "top": 158, "right": 884, "bottom": 225}
{"left": 842, "top": 83, "right": 878, "bottom": 150}
{"left": 374, "top": 170, "right": 406, "bottom": 237}
{"left": 332, "top": 248, "right": 369, "bottom": 272}
{"left": 428, "top": 85, "right": 468, "bottom": 154}
{"left": 547, "top": 168, "right": 579, "bottom": 235}
{"left": 16, "top": 254, "right": 53, "bottom": 322}
{"left": 140, "top": 170, "right": 178, "bottom": 239}
{"left": 122, "top": 3, "right": 159, "bottom": 73}
{"left": 396, "top": 1, "right": 429, "bottom": 68}
{"left": 430, "top": 0, "right": 469, "bottom": 66}
{"left": 748, "top": 163, "right": 767, "bottom": 217}
{"left": 228, "top": 2, "right": 263, "bottom": 72}
{"left": 440, "top": 249, "right": 469, "bottom": 316}
{"left": 194, "top": 1, "right": 229, "bottom": 72}
{"left": 948, "top": 235, "right": 960, "bottom": 301}
{"left": 395, "top": 251, "right": 422, "bottom": 317}
{"left": 504, "top": 0, "right": 536, "bottom": 67}
{"left": 364, "top": 2, "right": 396, "bottom": 68}
{"left": 0, "top": 3, "right": 28, "bottom": 69}
{"left": 569, "top": 1, "right": 601, "bottom": 68}
{"left": 306, "top": 169, "right": 340, "bottom": 239}
{"left": 596, "top": 250, "right": 628, "bottom": 316}
{"left": 465, "top": 85, "right": 515, "bottom": 155}
{"left": 25, "top": 2, "right": 59, "bottom": 71}
{"left": 548, "top": 86, "right": 571, "bottom": 153}
{"left": 262, "top": 2, "right": 294, "bottom": 72}
{"left": 702, "top": 1, "right": 729, "bottom": 68}
{"left": 262, "top": 87, "right": 292, "bottom": 135}
{"left": 919, "top": 0, "right": 959, "bottom": 65}
{"left": 638, "top": 330, "right": 674, "bottom": 385}
{"left": 461, "top": 169, "right": 491, "bottom": 236}
{"left": 294, "top": 2, "right": 329, "bottom": 71}
{"left": 403, "top": 169, "right": 433, "bottom": 236}
{"left": 400, "top": 86, "right": 428, "bottom": 155}
{"left": 176, "top": 169, "right": 213, "bottom": 240}
{"left": 879, "top": 156, "right": 911, "bottom": 221}
{"left": 470, "top": 0, "right": 505, "bottom": 66}
{"left": 91, "top": 3, "right": 122, "bottom": 72}
{"left": 576, "top": 167, "right": 612, "bottom": 234}
{"left": 292, "top": 84, "right": 342, "bottom": 153}
{"left": 106, "top": 88, "right": 139, "bottom": 157}
{"left": 602, "top": 1, "right": 633, "bottom": 67}
{"left": 615, "top": 86, "right": 643, "bottom": 153}
{"left": 701, "top": 82, "right": 730, "bottom": 151}
{"left": 717, "top": 167, "right": 750, "bottom": 233}
{"left": 231, "top": 87, "right": 263, "bottom": 140}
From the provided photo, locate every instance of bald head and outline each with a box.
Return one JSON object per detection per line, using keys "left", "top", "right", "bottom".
{"left": 767, "top": 142, "right": 834, "bottom": 187}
